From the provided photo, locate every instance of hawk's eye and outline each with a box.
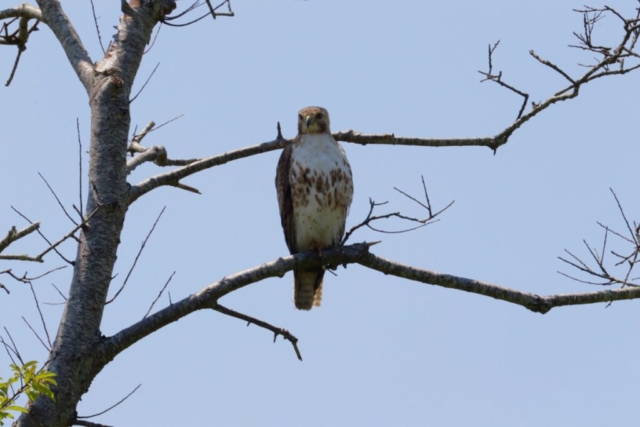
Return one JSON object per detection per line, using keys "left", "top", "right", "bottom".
{"left": 315, "top": 113, "right": 323, "bottom": 120}
{"left": 298, "top": 114, "right": 303, "bottom": 121}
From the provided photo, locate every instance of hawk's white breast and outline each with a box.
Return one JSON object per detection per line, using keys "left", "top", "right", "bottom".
{"left": 290, "top": 133, "right": 353, "bottom": 251}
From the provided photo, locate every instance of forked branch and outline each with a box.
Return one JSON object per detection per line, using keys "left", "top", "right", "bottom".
{"left": 342, "top": 176, "right": 454, "bottom": 245}
{"left": 477, "top": 5, "right": 640, "bottom": 150}
{"left": 1, "top": 206, "right": 101, "bottom": 263}
{"left": 559, "top": 189, "right": 640, "bottom": 289}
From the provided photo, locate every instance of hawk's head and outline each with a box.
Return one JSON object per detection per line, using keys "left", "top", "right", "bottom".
{"left": 298, "top": 106, "right": 330, "bottom": 135}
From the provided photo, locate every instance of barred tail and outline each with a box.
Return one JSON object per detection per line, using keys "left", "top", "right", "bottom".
{"left": 293, "top": 269, "right": 324, "bottom": 310}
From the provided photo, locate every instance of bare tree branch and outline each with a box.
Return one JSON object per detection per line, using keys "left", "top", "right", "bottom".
{"left": 33, "top": 0, "right": 94, "bottom": 92}
{"left": 77, "top": 384, "right": 141, "bottom": 420}
{"left": 38, "top": 172, "right": 78, "bottom": 226}
{"left": 127, "top": 138, "right": 286, "bottom": 204}
{"left": 2, "top": 206, "right": 101, "bottom": 263}
{"left": 106, "top": 207, "right": 166, "bottom": 304}
{"left": 22, "top": 316, "right": 49, "bottom": 351}
{"left": 77, "top": 118, "right": 84, "bottom": 218}
{"left": 212, "top": 303, "right": 302, "bottom": 361}
{"left": 162, "top": 0, "right": 234, "bottom": 27}
{"left": 28, "top": 282, "right": 51, "bottom": 348}
{"left": 73, "top": 420, "right": 113, "bottom": 427}
{"left": 0, "top": 223, "right": 40, "bottom": 254}
{"left": 102, "top": 241, "right": 640, "bottom": 361}
{"left": 143, "top": 271, "right": 175, "bottom": 319}
{"left": 560, "top": 189, "right": 640, "bottom": 289}
{"left": 0, "top": 4, "right": 41, "bottom": 85}
{"left": 88, "top": 0, "right": 104, "bottom": 54}
{"left": 130, "top": 62, "right": 160, "bottom": 103}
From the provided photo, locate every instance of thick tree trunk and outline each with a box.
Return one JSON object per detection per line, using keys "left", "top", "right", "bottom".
{"left": 14, "top": 2, "right": 174, "bottom": 425}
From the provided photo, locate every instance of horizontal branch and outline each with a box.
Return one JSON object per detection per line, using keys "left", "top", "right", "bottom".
{"left": 0, "top": 4, "right": 42, "bottom": 22}
{"left": 333, "top": 131, "right": 496, "bottom": 148}
{"left": 101, "top": 242, "right": 640, "bottom": 361}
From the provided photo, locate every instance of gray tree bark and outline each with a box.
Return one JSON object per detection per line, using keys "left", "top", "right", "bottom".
{"left": 0, "top": 1, "right": 638, "bottom": 426}
{"left": 13, "top": 1, "right": 175, "bottom": 425}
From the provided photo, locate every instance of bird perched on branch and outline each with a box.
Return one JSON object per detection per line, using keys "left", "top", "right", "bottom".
{"left": 276, "top": 107, "right": 354, "bottom": 310}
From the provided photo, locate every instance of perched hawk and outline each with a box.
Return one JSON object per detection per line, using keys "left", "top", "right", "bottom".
{"left": 276, "top": 107, "right": 354, "bottom": 310}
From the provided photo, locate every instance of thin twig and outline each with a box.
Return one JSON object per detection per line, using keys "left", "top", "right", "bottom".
{"left": 144, "top": 23, "right": 162, "bottom": 54}
{"left": 28, "top": 282, "right": 51, "bottom": 347}
{"left": 130, "top": 62, "right": 160, "bottom": 103}
{"left": 10, "top": 207, "right": 72, "bottom": 264}
{"left": 77, "top": 384, "right": 141, "bottom": 419}
{"left": 38, "top": 172, "right": 78, "bottom": 225}
{"left": 213, "top": 303, "right": 302, "bottom": 361}
{"left": 610, "top": 188, "right": 636, "bottom": 244}
{"left": 2, "top": 327, "right": 23, "bottom": 365}
{"left": 22, "top": 316, "right": 49, "bottom": 351}
{"left": 106, "top": 207, "right": 166, "bottom": 304}
{"left": 77, "top": 118, "right": 84, "bottom": 218}
{"left": 143, "top": 271, "right": 175, "bottom": 319}
{"left": 51, "top": 283, "right": 67, "bottom": 301}
{"left": 342, "top": 178, "right": 454, "bottom": 245}
{"left": 89, "top": 0, "right": 105, "bottom": 54}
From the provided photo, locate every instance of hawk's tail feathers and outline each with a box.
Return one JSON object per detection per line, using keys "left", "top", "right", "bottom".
{"left": 293, "top": 269, "right": 324, "bottom": 310}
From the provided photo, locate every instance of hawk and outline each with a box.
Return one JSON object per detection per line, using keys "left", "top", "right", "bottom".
{"left": 276, "top": 107, "right": 354, "bottom": 310}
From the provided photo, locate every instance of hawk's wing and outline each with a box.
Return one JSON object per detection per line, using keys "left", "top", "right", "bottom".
{"left": 275, "top": 138, "right": 297, "bottom": 254}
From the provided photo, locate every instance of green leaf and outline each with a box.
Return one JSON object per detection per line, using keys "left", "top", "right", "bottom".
{"left": 30, "top": 383, "right": 54, "bottom": 401}
{"left": 25, "top": 391, "right": 37, "bottom": 403}
{"left": 4, "top": 406, "right": 27, "bottom": 414}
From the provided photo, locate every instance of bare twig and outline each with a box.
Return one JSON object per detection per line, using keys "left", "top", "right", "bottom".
{"left": 143, "top": 271, "right": 176, "bottom": 319}
{"left": 77, "top": 118, "right": 84, "bottom": 218}
{"left": 5, "top": 205, "right": 101, "bottom": 264}
{"left": 478, "top": 41, "right": 530, "bottom": 121}
{"left": 89, "top": 0, "right": 105, "bottom": 54}
{"left": 38, "top": 172, "right": 78, "bottom": 225}
{"left": 2, "top": 327, "right": 23, "bottom": 365}
{"left": 28, "top": 282, "right": 51, "bottom": 347}
{"left": 213, "top": 303, "right": 302, "bottom": 361}
{"left": 144, "top": 22, "right": 162, "bottom": 54}
{"left": 106, "top": 207, "right": 166, "bottom": 304}
{"left": 342, "top": 177, "right": 454, "bottom": 245}
{"left": 130, "top": 62, "right": 160, "bottom": 103}
{"left": 51, "top": 283, "right": 67, "bottom": 301}
{"left": 1, "top": 266, "right": 67, "bottom": 284}
{"left": 77, "top": 384, "right": 141, "bottom": 420}
{"left": 22, "top": 316, "right": 49, "bottom": 351}
{"left": 560, "top": 189, "right": 640, "bottom": 290}
{"left": 162, "top": 0, "right": 234, "bottom": 27}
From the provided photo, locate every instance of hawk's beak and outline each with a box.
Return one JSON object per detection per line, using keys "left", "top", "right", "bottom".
{"left": 305, "top": 115, "right": 312, "bottom": 128}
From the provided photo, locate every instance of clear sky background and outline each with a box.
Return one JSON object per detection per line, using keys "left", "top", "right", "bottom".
{"left": 2, "top": 0, "right": 640, "bottom": 426}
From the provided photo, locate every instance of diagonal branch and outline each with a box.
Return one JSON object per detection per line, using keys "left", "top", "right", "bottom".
{"left": 101, "top": 242, "right": 640, "bottom": 362}
{"left": 212, "top": 303, "right": 302, "bottom": 361}
{"left": 2, "top": 206, "right": 101, "bottom": 263}
{"left": 34, "top": 0, "right": 94, "bottom": 92}
{"left": 0, "top": 223, "right": 40, "bottom": 254}
{"left": 127, "top": 138, "right": 287, "bottom": 204}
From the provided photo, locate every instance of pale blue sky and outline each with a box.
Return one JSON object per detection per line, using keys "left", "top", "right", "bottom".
{"left": 3, "top": 0, "right": 640, "bottom": 426}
